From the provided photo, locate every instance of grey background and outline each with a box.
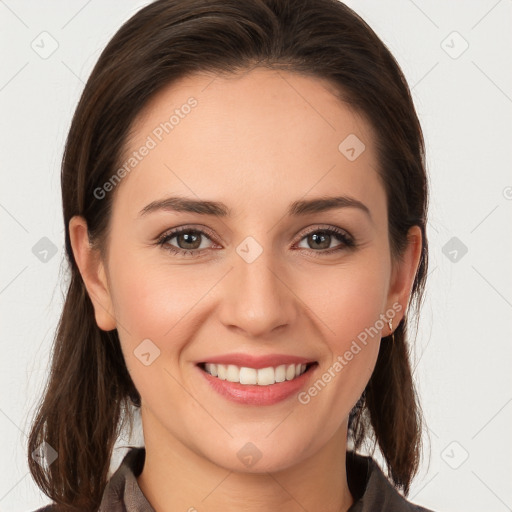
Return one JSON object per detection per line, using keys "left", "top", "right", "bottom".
{"left": 1, "top": 1, "right": 511, "bottom": 510}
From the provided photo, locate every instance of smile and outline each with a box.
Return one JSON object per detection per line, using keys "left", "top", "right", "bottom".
{"left": 199, "top": 362, "right": 316, "bottom": 385}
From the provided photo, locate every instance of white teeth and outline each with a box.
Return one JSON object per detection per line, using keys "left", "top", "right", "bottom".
{"left": 257, "top": 367, "right": 275, "bottom": 386}
{"left": 226, "top": 364, "right": 239, "bottom": 382}
{"left": 203, "top": 362, "right": 308, "bottom": 385}
{"left": 275, "top": 364, "right": 286, "bottom": 383}
{"left": 217, "top": 364, "right": 227, "bottom": 380}
{"left": 204, "top": 363, "right": 218, "bottom": 377}
{"left": 239, "top": 367, "right": 258, "bottom": 385}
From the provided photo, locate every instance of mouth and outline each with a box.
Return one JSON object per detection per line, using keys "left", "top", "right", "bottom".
{"left": 197, "top": 361, "right": 318, "bottom": 386}
{"left": 194, "top": 353, "right": 319, "bottom": 405}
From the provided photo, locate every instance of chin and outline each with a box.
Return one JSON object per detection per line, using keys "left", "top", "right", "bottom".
{"left": 200, "top": 433, "right": 315, "bottom": 474}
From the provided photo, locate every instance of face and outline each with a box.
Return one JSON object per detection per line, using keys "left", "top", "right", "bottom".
{"left": 73, "top": 67, "right": 418, "bottom": 473}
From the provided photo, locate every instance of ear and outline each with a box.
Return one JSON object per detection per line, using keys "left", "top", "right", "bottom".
{"left": 68, "top": 215, "right": 117, "bottom": 331}
{"left": 386, "top": 225, "right": 423, "bottom": 325}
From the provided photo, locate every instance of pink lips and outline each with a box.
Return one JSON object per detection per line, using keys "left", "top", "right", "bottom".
{"left": 196, "top": 353, "right": 318, "bottom": 406}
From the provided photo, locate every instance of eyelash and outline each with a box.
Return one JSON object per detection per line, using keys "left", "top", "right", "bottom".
{"left": 156, "top": 224, "right": 356, "bottom": 259}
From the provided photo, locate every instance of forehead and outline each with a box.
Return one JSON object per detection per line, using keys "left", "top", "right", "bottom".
{"left": 112, "top": 67, "right": 384, "bottom": 221}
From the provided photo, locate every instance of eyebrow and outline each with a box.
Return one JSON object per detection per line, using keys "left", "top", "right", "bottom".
{"left": 138, "top": 195, "right": 372, "bottom": 220}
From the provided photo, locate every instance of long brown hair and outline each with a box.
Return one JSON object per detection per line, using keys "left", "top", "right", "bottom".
{"left": 27, "top": 0, "right": 429, "bottom": 508}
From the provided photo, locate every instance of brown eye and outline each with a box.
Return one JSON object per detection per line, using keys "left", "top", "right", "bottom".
{"left": 157, "top": 227, "right": 216, "bottom": 257}
{"left": 295, "top": 226, "right": 355, "bottom": 255}
{"left": 305, "top": 231, "right": 335, "bottom": 250}
{"left": 173, "top": 231, "right": 203, "bottom": 250}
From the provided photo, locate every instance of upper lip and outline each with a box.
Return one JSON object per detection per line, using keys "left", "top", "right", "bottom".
{"left": 197, "top": 353, "right": 317, "bottom": 369}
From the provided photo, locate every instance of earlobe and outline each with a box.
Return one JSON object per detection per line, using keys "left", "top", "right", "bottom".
{"left": 68, "top": 215, "right": 117, "bottom": 331}
{"left": 387, "top": 225, "right": 423, "bottom": 322}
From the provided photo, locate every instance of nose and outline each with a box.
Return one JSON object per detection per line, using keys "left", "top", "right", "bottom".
{"left": 217, "top": 243, "right": 299, "bottom": 339}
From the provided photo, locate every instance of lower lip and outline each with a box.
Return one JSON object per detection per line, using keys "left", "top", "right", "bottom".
{"left": 197, "top": 364, "right": 318, "bottom": 406}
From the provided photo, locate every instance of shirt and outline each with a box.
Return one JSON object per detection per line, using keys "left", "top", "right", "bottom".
{"left": 35, "top": 447, "right": 437, "bottom": 511}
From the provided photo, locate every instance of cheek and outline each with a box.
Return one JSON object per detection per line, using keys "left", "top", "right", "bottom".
{"left": 108, "top": 259, "right": 207, "bottom": 417}
{"left": 109, "top": 252, "right": 210, "bottom": 341}
{"left": 300, "top": 254, "right": 389, "bottom": 349}
{"left": 293, "top": 256, "right": 388, "bottom": 415}
{"left": 105, "top": 248, "right": 205, "bottom": 384}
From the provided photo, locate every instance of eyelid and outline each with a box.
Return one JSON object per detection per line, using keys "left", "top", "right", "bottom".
{"left": 156, "top": 224, "right": 219, "bottom": 244}
{"left": 292, "top": 224, "right": 354, "bottom": 246}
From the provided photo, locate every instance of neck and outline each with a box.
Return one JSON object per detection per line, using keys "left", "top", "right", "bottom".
{"left": 137, "top": 410, "right": 354, "bottom": 512}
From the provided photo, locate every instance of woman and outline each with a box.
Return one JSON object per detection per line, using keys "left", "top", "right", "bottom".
{"left": 29, "top": 0, "right": 435, "bottom": 510}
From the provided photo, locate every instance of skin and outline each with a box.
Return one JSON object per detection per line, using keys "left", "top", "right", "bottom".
{"left": 70, "top": 68, "right": 422, "bottom": 512}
